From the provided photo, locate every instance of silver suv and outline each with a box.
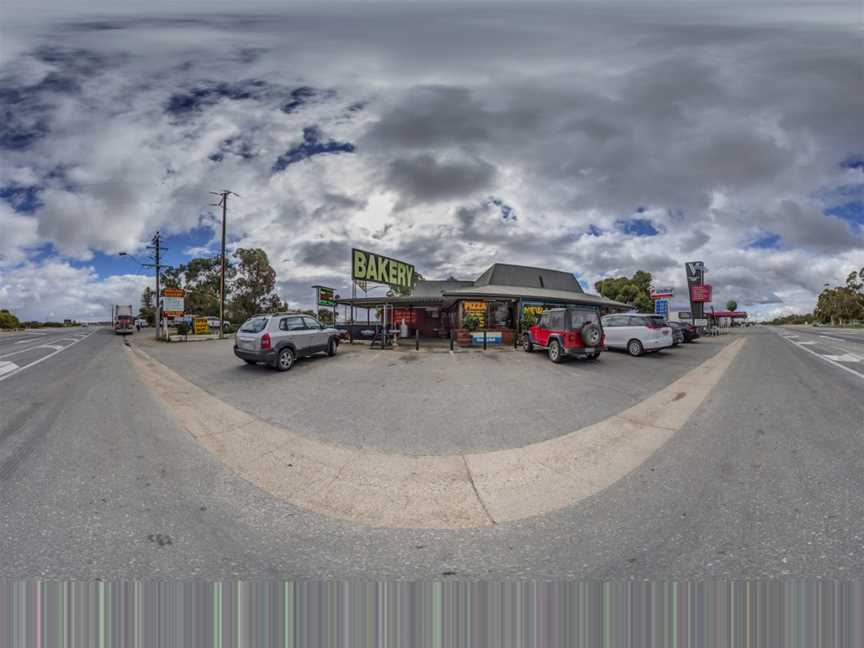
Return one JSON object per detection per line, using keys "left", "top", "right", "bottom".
{"left": 233, "top": 314, "right": 341, "bottom": 371}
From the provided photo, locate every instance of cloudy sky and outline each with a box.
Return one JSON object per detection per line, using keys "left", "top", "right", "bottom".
{"left": 1, "top": 0, "right": 862, "bottom": 321}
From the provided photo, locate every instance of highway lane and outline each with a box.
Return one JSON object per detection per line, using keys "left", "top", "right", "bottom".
{"left": 776, "top": 326, "right": 864, "bottom": 380}
{"left": 0, "top": 327, "right": 862, "bottom": 578}
{"left": 0, "top": 328, "right": 97, "bottom": 381}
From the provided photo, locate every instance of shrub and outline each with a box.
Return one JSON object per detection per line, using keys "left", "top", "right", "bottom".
{"left": 0, "top": 309, "right": 20, "bottom": 330}
{"left": 463, "top": 313, "right": 481, "bottom": 331}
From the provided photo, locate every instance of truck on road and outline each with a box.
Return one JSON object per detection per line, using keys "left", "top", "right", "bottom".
{"left": 113, "top": 305, "right": 134, "bottom": 335}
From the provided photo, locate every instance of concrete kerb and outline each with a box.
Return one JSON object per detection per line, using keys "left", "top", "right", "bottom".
{"left": 125, "top": 337, "right": 747, "bottom": 529}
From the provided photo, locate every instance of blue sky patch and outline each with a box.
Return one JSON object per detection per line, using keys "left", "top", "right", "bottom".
{"left": 0, "top": 185, "right": 42, "bottom": 213}
{"left": 165, "top": 79, "right": 268, "bottom": 115}
{"left": 281, "top": 86, "right": 318, "bottom": 113}
{"left": 271, "top": 126, "right": 355, "bottom": 172}
{"left": 71, "top": 225, "right": 218, "bottom": 279}
{"left": 209, "top": 137, "right": 255, "bottom": 163}
{"left": 841, "top": 155, "right": 864, "bottom": 171}
{"left": 615, "top": 218, "right": 658, "bottom": 236}
{"left": 486, "top": 197, "right": 517, "bottom": 221}
{"left": 748, "top": 232, "right": 781, "bottom": 249}
{"left": 586, "top": 224, "right": 603, "bottom": 237}
{"left": 825, "top": 200, "right": 864, "bottom": 226}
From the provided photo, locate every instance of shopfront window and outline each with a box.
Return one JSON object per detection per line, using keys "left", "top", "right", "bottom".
{"left": 489, "top": 301, "right": 512, "bottom": 328}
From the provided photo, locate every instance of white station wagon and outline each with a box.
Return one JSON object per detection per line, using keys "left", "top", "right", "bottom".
{"left": 600, "top": 313, "right": 674, "bottom": 356}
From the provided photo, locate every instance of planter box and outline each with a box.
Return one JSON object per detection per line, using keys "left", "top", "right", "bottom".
{"left": 456, "top": 329, "right": 474, "bottom": 347}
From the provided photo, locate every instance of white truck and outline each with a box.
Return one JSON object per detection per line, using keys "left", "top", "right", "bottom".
{"left": 113, "top": 305, "right": 135, "bottom": 335}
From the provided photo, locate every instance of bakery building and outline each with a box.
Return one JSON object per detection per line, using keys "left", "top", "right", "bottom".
{"left": 337, "top": 262, "right": 629, "bottom": 345}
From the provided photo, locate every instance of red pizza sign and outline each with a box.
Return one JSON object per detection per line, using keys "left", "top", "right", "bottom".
{"left": 689, "top": 284, "right": 712, "bottom": 302}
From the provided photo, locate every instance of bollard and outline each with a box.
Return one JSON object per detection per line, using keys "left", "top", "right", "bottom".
{"left": 483, "top": 330, "right": 487, "bottom": 350}
{"left": 450, "top": 328, "right": 454, "bottom": 351}
{"left": 415, "top": 328, "right": 419, "bottom": 351}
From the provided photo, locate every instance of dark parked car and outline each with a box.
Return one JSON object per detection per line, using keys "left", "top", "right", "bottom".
{"left": 668, "top": 321, "right": 699, "bottom": 342}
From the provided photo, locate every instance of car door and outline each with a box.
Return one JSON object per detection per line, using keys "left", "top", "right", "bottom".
{"left": 625, "top": 315, "right": 646, "bottom": 345}
{"left": 280, "top": 316, "right": 310, "bottom": 353}
{"left": 302, "top": 316, "right": 327, "bottom": 351}
{"left": 534, "top": 313, "right": 551, "bottom": 347}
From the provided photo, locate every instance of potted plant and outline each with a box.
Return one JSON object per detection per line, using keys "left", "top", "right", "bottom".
{"left": 457, "top": 313, "right": 481, "bottom": 346}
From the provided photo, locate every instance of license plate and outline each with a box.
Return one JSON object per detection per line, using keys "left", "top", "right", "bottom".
{"left": 239, "top": 340, "right": 253, "bottom": 349}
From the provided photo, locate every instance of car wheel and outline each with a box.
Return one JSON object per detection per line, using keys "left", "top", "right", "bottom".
{"left": 243, "top": 359, "right": 256, "bottom": 365}
{"left": 627, "top": 339, "right": 644, "bottom": 357}
{"left": 548, "top": 339, "right": 563, "bottom": 363}
{"left": 327, "top": 338, "right": 337, "bottom": 356}
{"left": 276, "top": 347, "right": 295, "bottom": 371}
{"left": 589, "top": 352, "right": 600, "bottom": 361}
{"left": 522, "top": 334, "right": 533, "bottom": 352}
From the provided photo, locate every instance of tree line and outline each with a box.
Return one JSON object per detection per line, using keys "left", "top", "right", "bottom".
{"left": 767, "top": 268, "right": 864, "bottom": 326}
{"left": 139, "top": 247, "right": 292, "bottom": 327}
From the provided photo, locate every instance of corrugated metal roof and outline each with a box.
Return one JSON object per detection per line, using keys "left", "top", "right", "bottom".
{"left": 335, "top": 295, "right": 445, "bottom": 307}
{"left": 443, "top": 284, "right": 628, "bottom": 309}
{"left": 411, "top": 279, "right": 473, "bottom": 297}
{"left": 474, "top": 263, "right": 585, "bottom": 293}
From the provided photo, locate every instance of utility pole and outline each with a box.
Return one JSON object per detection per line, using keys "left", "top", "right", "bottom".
{"left": 145, "top": 232, "right": 164, "bottom": 340}
{"left": 210, "top": 190, "right": 239, "bottom": 339}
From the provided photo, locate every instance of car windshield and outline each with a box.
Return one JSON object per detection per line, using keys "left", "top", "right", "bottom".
{"left": 239, "top": 317, "right": 268, "bottom": 333}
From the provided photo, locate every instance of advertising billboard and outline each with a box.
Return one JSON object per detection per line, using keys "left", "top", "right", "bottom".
{"left": 650, "top": 286, "right": 674, "bottom": 299}
{"left": 685, "top": 261, "right": 705, "bottom": 286}
{"left": 462, "top": 300, "right": 487, "bottom": 327}
{"left": 317, "top": 286, "right": 335, "bottom": 306}
{"left": 161, "top": 288, "right": 185, "bottom": 317}
{"left": 684, "top": 261, "right": 706, "bottom": 323}
{"left": 351, "top": 248, "right": 415, "bottom": 290}
{"left": 654, "top": 299, "right": 669, "bottom": 317}
{"left": 689, "top": 284, "right": 713, "bottom": 302}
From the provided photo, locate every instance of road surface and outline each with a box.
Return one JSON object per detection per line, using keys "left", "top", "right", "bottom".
{"left": 0, "top": 327, "right": 862, "bottom": 578}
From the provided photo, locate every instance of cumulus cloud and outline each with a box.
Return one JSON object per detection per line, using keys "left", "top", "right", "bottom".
{"left": 0, "top": 261, "right": 150, "bottom": 321}
{"left": 0, "top": 0, "right": 862, "bottom": 320}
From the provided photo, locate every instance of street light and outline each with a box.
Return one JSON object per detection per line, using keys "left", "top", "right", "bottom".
{"left": 118, "top": 251, "right": 144, "bottom": 266}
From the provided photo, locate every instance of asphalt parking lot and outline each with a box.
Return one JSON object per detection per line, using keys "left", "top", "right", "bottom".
{"left": 135, "top": 333, "right": 735, "bottom": 455}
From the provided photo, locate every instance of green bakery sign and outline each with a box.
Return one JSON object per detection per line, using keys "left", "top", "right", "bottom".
{"left": 351, "top": 248, "right": 415, "bottom": 290}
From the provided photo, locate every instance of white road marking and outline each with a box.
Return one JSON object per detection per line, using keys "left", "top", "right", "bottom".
{"left": 819, "top": 335, "right": 845, "bottom": 342}
{"left": 0, "top": 331, "right": 94, "bottom": 383}
{"left": 0, "top": 361, "right": 19, "bottom": 377}
{"left": 797, "top": 341, "right": 816, "bottom": 345}
{"left": 780, "top": 335, "right": 864, "bottom": 381}
{"left": 823, "top": 354, "right": 861, "bottom": 363}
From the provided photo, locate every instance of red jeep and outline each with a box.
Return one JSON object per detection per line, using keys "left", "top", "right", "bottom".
{"left": 523, "top": 307, "right": 604, "bottom": 362}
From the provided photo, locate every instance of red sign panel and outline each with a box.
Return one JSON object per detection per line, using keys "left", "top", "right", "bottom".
{"left": 689, "top": 284, "right": 712, "bottom": 302}
{"left": 391, "top": 308, "right": 417, "bottom": 325}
